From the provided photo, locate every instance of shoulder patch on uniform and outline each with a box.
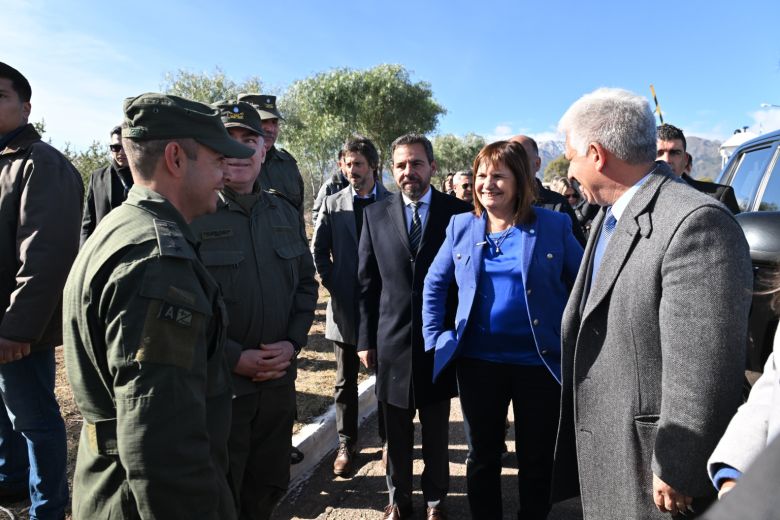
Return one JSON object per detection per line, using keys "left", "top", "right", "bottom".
{"left": 158, "top": 301, "right": 194, "bottom": 327}
{"left": 201, "top": 229, "right": 234, "bottom": 240}
{"left": 153, "top": 219, "right": 194, "bottom": 259}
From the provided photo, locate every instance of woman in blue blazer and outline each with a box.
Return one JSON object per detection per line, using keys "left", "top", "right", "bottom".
{"left": 423, "top": 140, "right": 583, "bottom": 519}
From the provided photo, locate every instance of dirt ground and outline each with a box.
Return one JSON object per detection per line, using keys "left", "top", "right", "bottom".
{"left": 1, "top": 281, "right": 360, "bottom": 519}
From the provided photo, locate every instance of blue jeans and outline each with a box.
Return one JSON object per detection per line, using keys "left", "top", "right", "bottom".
{"left": 0, "top": 349, "right": 67, "bottom": 520}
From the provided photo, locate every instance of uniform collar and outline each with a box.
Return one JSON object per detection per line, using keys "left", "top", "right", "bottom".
{"left": 125, "top": 185, "right": 198, "bottom": 245}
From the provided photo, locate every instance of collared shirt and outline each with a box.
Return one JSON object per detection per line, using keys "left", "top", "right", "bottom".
{"left": 350, "top": 183, "right": 377, "bottom": 200}
{"left": 610, "top": 167, "right": 656, "bottom": 223}
{"left": 590, "top": 166, "right": 655, "bottom": 285}
{"left": 401, "top": 187, "right": 432, "bottom": 234}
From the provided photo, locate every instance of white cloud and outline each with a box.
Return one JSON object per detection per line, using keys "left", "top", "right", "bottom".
{"left": 529, "top": 131, "right": 563, "bottom": 143}
{"left": 486, "top": 124, "right": 515, "bottom": 142}
{"left": 748, "top": 108, "right": 780, "bottom": 135}
{"left": 484, "top": 124, "right": 563, "bottom": 145}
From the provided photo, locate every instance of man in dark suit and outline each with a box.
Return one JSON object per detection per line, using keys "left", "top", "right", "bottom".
{"left": 311, "top": 136, "right": 390, "bottom": 476}
{"left": 509, "top": 135, "right": 587, "bottom": 246}
{"left": 552, "top": 88, "right": 752, "bottom": 519}
{"left": 80, "top": 125, "right": 133, "bottom": 245}
{"left": 656, "top": 124, "right": 740, "bottom": 213}
{"left": 358, "top": 134, "right": 471, "bottom": 520}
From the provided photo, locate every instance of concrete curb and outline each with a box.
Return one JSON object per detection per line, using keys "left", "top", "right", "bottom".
{"left": 289, "top": 375, "right": 378, "bottom": 488}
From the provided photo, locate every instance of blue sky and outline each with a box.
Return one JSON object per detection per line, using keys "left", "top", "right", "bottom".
{"left": 5, "top": 0, "right": 780, "bottom": 150}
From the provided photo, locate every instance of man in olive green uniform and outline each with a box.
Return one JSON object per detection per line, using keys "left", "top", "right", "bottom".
{"left": 192, "top": 101, "right": 318, "bottom": 520}
{"left": 238, "top": 94, "right": 305, "bottom": 216}
{"left": 63, "top": 93, "right": 254, "bottom": 519}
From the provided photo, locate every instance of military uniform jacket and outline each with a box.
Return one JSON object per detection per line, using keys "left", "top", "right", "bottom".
{"left": 0, "top": 124, "right": 82, "bottom": 350}
{"left": 63, "top": 186, "right": 235, "bottom": 520}
{"left": 191, "top": 188, "right": 318, "bottom": 396}
{"left": 259, "top": 146, "right": 305, "bottom": 215}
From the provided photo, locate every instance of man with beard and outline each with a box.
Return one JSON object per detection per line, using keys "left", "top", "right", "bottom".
{"left": 191, "top": 101, "right": 318, "bottom": 520}
{"left": 80, "top": 125, "right": 134, "bottom": 245}
{"left": 358, "top": 133, "right": 472, "bottom": 519}
{"left": 311, "top": 135, "right": 390, "bottom": 476}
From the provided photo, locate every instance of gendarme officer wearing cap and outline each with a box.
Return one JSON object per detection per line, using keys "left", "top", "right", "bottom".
{"left": 191, "top": 101, "right": 317, "bottom": 520}
{"left": 63, "top": 93, "right": 254, "bottom": 519}
{"left": 238, "top": 94, "right": 305, "bottom": 217}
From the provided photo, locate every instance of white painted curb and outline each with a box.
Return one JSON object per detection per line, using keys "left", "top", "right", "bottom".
{"left": 289, "top": 375, "right": 378, "bottom": 488}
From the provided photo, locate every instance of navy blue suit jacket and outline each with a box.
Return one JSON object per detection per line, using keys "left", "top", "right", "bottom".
{"left": 422, "top": 208, "right": 583, "bottom": 382}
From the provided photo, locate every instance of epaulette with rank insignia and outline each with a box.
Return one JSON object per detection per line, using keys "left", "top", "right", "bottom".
{"left": 153, "top": 219, "right": 195, "bottom": 259}
{"left": 265, "top": 189, "right": 298, "bottom": 210}
{"left": 277, "top": 147, "right": 297, "bottom": 163}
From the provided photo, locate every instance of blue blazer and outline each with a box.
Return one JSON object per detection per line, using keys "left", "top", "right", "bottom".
{"left": 422, "top": 208, "right": 583, "bottom": 383}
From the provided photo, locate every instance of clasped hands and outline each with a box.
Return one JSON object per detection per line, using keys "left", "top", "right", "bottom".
{"left": 234, "top": 340, "right": 295, "bottom": 381}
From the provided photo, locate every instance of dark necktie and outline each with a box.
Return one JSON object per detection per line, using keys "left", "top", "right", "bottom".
{"left": 408, "top": 201, "right": 422, "bottom": 252}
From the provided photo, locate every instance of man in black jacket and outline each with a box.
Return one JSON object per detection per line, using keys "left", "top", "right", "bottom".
{"left": 80, "top": 125, "right": 133, "bottom": 245}
{"left": 657, "top": 124, "right": 740, "bottom": 214}
{"left": 510, "top": 135, "right": 587, "bottom": 245}
{"left": 358, "top": 134, "right": 471, "bottom": 520}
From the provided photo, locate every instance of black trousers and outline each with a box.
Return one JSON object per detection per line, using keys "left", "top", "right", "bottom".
{"left": 383, "top": 398, "right": 450, "bottom": 515}
{"left": 228, "top": 383, "right": 296, "bottom": 520}
{"left": 457, "top": 359, "right": 560, "bottom": 520}
{"left": 334, "top": 341, "right": 385, "bottom": 445}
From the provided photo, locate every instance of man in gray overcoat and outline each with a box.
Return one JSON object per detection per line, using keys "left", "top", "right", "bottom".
{"left": 551, "top": 87, "right": 753, "bottom": 519}
{"left": 311, "top": 135, "right": 389, "bottom": 475}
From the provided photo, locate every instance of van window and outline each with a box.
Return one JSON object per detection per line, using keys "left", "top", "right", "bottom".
{"left": 758, "top": 151, "right": 780, "bottom": 211}
{"left": 729, "top": 146, "right": 774, "bottom": 211}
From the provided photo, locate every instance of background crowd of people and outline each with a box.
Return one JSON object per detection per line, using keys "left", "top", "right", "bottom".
{"left": 0, "top": 59, "right": 777, "bottom": 520}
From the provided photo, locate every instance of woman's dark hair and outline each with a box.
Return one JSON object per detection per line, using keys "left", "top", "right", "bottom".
{"left": 472, "top": 140, "right": 537, "bottom": 224}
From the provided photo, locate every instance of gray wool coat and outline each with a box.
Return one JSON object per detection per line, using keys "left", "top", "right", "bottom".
{"left": 552, "top": 162, "right": 753, "bottom": 520}
{"left": 311, "top": 182, "right": 390, "bottom": 345}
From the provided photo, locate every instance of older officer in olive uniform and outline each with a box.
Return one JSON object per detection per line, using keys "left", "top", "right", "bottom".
{"left": 63, "top": 93, "right": 254, "bottom": 520}
{"left": 238, "top": 94, "right": 305, "bottom": 216}
{"left": 192, "top": 101, "right": 318, "bottom": 520}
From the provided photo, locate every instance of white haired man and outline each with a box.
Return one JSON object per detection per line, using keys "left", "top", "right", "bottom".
{"left": 551, "top": 88, "right": 752, "bottom": 519}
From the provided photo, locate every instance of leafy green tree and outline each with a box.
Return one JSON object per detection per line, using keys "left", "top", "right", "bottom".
{"left": 32, "top": 118, "right": 104, "bottom": 186}
{"left": 543, "top": 154, "right": 570, "bottom": 183}
{"left": 161, "top": 67, "right": 264, "bottom": 104}
{"left": 431, "top": 133, "right": 485, "bottom": 186}
{"left": 62, "top": 141, "right": 109, "bottom": 186}
{"left": 280, "top": 64, "right": 446, "bottom": 208}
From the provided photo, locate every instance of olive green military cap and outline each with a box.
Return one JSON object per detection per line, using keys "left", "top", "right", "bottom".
{"left": 214, "top": 100, "right": 266, "bottom": 136}
{"left": 237, "top": 93, "right": 285, "bottom": 121}
{"left": 122, "top": 93, "right": 253, "bottom": 159}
